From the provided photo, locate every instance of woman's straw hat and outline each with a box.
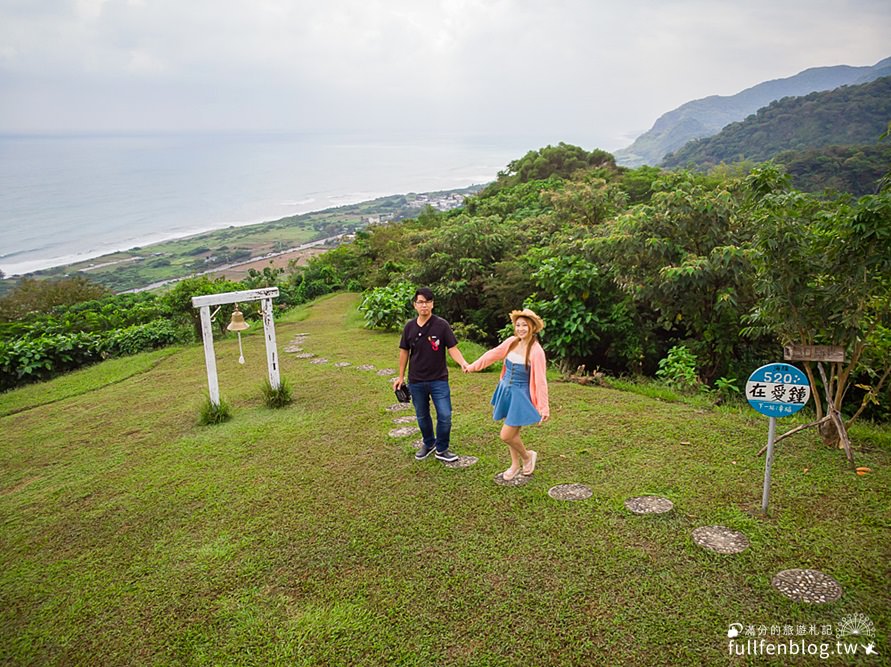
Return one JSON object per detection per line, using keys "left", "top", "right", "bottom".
{"left": 509, "top": 308, "right": 545, "bottom": 334}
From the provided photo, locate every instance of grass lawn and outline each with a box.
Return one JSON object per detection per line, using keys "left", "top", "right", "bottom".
{"left": 1, "top": 293, "right": 888, "bottom": 666}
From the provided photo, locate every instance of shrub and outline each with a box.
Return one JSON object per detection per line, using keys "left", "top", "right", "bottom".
{"left": 359, "top": 282, "right": 415, "bottom": 331}
{"left": 655, "top": 345, "right": 702, "bottom": 392}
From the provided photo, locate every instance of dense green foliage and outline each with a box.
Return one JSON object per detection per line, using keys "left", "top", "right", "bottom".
{"left": 300, "top": 143, "right": 890, "bottom": 423}
{"left": 662, "top": 76, "right": 891, "bottom": 173}
{"left": 0, "top": 276, "right": 110, "bottom": 320}
{"left": 775, "top": 143, "right": 891, "bottom": 195}
{"left": 0, "top": 270, "right": 301, "bottom": 392}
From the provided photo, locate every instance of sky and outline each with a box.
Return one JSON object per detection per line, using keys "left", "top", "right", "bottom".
{"left": 1, "top": 0, "right": 889, "bottom": 151}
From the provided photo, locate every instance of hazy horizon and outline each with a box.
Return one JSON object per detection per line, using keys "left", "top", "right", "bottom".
{"left": 1, "top": 1, "right": 889, "bottom": 152}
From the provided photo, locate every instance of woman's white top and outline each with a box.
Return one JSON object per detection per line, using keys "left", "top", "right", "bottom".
{"left": 507, "top": 349, "right": 525, "bottom": 363}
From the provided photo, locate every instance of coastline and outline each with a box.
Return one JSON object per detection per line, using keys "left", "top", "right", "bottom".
{"left": 0, "top": 131, "right": 530, "bottom": 279}
{"left": 0, "top": 192, "right": 394, "bottom": 277}
{"left": 3, "top": 184, "right": 483, "bottom": 294}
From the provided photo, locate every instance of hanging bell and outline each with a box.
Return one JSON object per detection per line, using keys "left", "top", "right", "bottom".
{"left": 227, "top": 306, "right": 250, "bottom": 332}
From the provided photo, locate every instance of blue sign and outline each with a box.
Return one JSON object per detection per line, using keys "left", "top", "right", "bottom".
{"left": 746, "top": 363, "right": 810, "bottom": 418}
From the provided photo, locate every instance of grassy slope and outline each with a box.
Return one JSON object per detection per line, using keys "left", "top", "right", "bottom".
{"left": 1, "top": 293, "right": 888, "bottom": 666}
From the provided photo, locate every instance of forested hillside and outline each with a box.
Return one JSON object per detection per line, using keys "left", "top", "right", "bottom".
{"left": 774, "top": 144, "right": 891, "bottom": 195}
{"left": 661, "top": 76, "right": 891, "bottom": 177}
{"left": 615, "top": 56, "right": 891, "bottom": 167}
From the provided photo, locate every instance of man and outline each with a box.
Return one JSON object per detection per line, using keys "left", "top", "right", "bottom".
{"left": 395, "top": 287, "right": 469, "bottom": 462}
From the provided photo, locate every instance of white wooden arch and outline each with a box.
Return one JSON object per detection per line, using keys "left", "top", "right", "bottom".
{"left": 191, "top": 287, "right": 280, "bottom": 406}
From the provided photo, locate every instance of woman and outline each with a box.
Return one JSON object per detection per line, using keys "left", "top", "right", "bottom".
{"left": 465, "top": 309, "right": 549, "bottom": 480}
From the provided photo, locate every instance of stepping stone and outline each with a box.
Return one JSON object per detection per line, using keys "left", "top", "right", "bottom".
{"left": 392, "top": 415, "right": 417, "bottom": 424}
{"left": 389, "top": 426, "right": 420, "bottom": 438}
{"left": 771, "top": 569, "right": 843, "bottom": 603}
{"left": 411, "top": 439, "right": 424, "bottom": 449}
{"left": 548, "top": 483, "right": 592, "bottom": 500}
{"left": 386, "top": 403, "right": 414, "bottom": 412}
{"left": 334, "top": 362, "right": 351, "bottom": 367}
{"left": 624, "top": 496, "right": 674, "bottom": 515}
{"left": 310, "top": 358, "right": 328, "bottom": 364}
{"left": 442, "top": 455, "right": 479, "bottom": 469}
{"left": 283, "top": 345, "right": 303, "bottom": 353}
{"left": 293, "top": 353, "right": 315, "bottom": 359}
{"left": 494, "top": 471, "right": 532, "bottom": 487}
{"left": 376, "top": 368, "right": 396, "bottom": 376}
{"left": 692, "top": 526, "right": 750, "bottom": 554}
{"left": 389, "top": 376, "right": 400, "bottom": 383}
{"left": 356, "top": 364, "right": 376, "bottom": 371}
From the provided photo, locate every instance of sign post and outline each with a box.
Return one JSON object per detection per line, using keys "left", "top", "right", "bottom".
{"left": 745, "top": 363, "right": 811, "bottom": 513}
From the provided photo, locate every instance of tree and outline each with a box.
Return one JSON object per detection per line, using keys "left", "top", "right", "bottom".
{"left": 744, "top": 163, "right": 891, "bottom": 454}
{"left": 491, "top": 143, "right": 616, "bottom": 190}
{"left": 0, "top": 276, "right": 110, "bottom": 321}
{"left": 599, "top": 171, "right": 757, "bottom": 382}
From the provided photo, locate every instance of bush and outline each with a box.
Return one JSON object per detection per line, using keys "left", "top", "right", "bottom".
{"left": 655, "top": 345, "right": 702, "bottom": 392}
{"left": 0, "top": 319, "right": 191, "bottom": 391}
{"left": 359, "top": 282, "right": 415, "bottom": 331}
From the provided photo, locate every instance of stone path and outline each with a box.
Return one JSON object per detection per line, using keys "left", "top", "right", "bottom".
{"left": 692, "top": 526, "right": 750, "bottom": 554}
{"left": 283, "top": 330, "right": 844, "bottom": 603}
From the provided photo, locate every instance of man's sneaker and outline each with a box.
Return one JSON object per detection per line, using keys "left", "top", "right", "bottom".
{"left": 415, "top": 442, "right": 436, "bottom": 460}
{"left": 435, "top": 449, "right": 459, "bottom": 463}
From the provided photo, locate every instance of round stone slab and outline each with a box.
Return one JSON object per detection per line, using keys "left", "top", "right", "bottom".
{"left": 692, "top": 526, "right": 750, "bottom": 554}
{"left": 386, "top": 403, "right": 414, "bottom": 412}
{"left": 356, "top": 364, "right": 376, "bottom": 371}
{"left": 334, "top": 362, "right": 351, "bottom": 367}
{"left": 624, "top": 496, "right": 674, "bottom": 515}
{"left": 411, "top": 439, "right": 424, "bottom": 449}
{"left": 494, "top": 471, "right": 532, "bottom": 487}
{"left": 771, "top": 569, "right": 843, "bottom": 604}
{"left": 293, "top": 352, "right": 315, "bottom": 359}
{"left": 392, "top": 415, "right": 417, "bottom": 424}
{"left": 283, "top": 345, "right": 303, "bottom": 353}
{"left": 376, "top": 368, "right": 396, "bottom": 376}
{"left": 548, "top": 483, "right": 593, "bottom": 500}
{"left": 389, "top": 426, "right": 420, "bottom": 438}
{"left": 310, "top": 357, "right": 328, "bottom": 364}
{"left": 442, "top": 455, "right": 479, "bottom": 469}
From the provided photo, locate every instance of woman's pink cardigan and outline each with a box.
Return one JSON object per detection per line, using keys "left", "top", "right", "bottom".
{"left": 466, "top": 336, "right": 550, "bottom": 418}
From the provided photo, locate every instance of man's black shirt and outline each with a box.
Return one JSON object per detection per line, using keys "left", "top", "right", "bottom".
{"left": 399, "top": 315, "right": 458, "bottom": 383}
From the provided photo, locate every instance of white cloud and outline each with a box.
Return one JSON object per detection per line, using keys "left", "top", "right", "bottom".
{"left": 0, "top": 0, "right": 888, "bottom": 147}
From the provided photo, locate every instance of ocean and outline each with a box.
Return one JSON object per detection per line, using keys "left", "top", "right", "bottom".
{"left": 0, "top": 132, "right": 560, "bottom": 277}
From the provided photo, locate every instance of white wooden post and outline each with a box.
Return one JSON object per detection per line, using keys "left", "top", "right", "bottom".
{"left": 191, "top": 287, "right": 281, "bottom": 407}
{"left": 260, "top": 297, "right": 280, "bottom": 389}
{"left": 198, "top": 305, "right": 220, "bottom": 406}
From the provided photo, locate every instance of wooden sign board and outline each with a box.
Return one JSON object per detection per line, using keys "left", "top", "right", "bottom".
{"left": 783, "top": 344, "right": 845, "bottom": 363}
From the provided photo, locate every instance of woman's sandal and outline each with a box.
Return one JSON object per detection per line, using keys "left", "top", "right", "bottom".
{"left": 502, "top": 466, "right": 520, "bottom": 481}
{"left": 522, "top": 450, "right": 537, "bottom": 476}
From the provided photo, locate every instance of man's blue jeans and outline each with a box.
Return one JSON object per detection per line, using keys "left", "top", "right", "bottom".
{"left": 408, "top": 380, "right": 452, "bottom": 452}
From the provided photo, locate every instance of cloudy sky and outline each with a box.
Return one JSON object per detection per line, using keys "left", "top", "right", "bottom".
{"left": 1, "top": 0, "right": 889, "bottom": 150}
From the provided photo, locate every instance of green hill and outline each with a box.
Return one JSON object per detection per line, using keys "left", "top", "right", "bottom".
{"left": 2, "top": 292, "right": 888, "bottom": 665}
{"left": 660, "top": 77, "right": 891, "bottom": 185}
{"left": 615, "top": 56, "right": 891, "bottom": 167}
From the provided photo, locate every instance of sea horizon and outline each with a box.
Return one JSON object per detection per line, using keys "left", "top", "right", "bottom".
{"left": 1, "top": 130, "right": 616, "bottom": 277}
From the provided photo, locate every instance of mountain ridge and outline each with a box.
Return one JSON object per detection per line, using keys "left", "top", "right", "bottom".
{"left": 614, "top": 56, "right": 891, "bottom": 167}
